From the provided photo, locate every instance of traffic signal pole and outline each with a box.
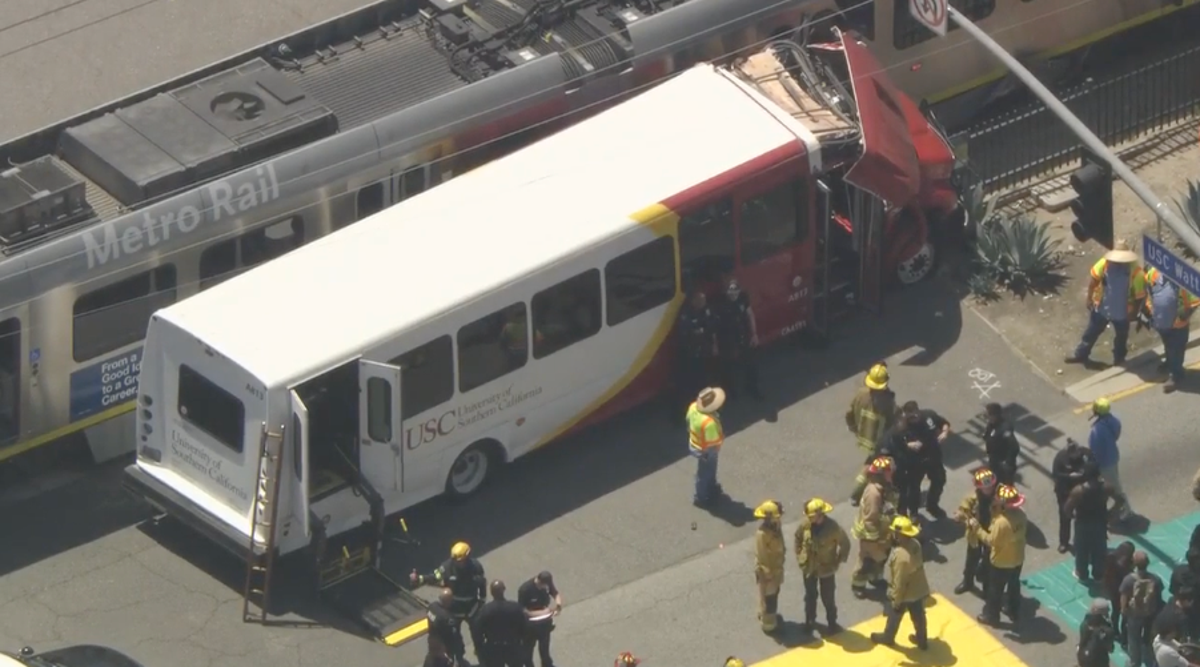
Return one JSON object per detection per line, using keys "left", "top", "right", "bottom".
{"left": 947, "top": 7, "right": 1200, "bottom": 256}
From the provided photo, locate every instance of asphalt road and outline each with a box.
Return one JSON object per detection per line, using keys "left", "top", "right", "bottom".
{"left": 0, "top": 279, "right": 1103, "bottom": 667}
{"left": 0, "top": 0, "right": 367, "bottom": 143}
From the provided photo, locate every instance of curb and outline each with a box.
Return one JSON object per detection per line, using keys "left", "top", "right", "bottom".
{"left": 1064, "top": 336, "right": 1200, "bottom": 406}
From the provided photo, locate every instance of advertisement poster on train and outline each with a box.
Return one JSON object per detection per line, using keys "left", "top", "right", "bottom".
{"left": 69, "top": 347, "right": 142, "bottom": 422}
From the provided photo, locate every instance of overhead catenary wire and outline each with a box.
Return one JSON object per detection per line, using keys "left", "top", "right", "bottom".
{"left": 0, "top": 0, "right": 1157, "bottom": 321}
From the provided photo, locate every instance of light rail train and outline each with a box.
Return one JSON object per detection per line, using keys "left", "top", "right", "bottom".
{"left": 0, "top": 0, "right": 1193, "bottom": 465}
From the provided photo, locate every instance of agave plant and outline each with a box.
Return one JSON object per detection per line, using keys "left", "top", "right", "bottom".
{"left": 960, "top": 182, "right": 1000, "bottom": 241}
{"left": 1173, "top": 180, "right": 1200, "bottom": 260}
{"left": 973, "top": 213, "right": 1066, "bottom": 295}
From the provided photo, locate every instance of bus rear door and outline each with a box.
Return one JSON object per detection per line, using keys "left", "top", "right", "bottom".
{"left": 733, "top": 172, "right": 815, "bottom": 343}
{"left": 288, "top": 390, "right": 311, "bottom": 539}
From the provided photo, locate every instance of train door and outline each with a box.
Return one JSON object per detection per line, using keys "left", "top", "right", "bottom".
{"left": 0, "top": 317, "right": 18, "bottom": 446}
{"left": 732, "top": 173, "right": 815, "bottom": 343}
{"left": 358, "top": 360, "right": 403, "bottom": 493}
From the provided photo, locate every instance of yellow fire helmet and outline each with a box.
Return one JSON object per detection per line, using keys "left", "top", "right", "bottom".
{"left": 805, "top": 498, "right": 834, "bottom": 516}
{"left": 890, "top": 515, "right": 921, "bottom": 538}
{"left": 754, "top": 500, "right": 783, "bottom": 519}
{"left": 868, "top": 456, "right": 895, "bottom": 474}
{"left": 864, "top": 363, "right": 890, "bottom": 390}
{"left": 725, "top": 658, "right": 746, "bottom": 667}
{"left": 1092, "top": 397, "right": 1111, "bottom": 416}
{"left": 450, "top": 541, "right": 471, "bottom": 559}
{"left": 996, "top": 484, "right": 1026, "bottom": 509}
{"left": 973, "top": 468, "right": 997, "bottom": 490}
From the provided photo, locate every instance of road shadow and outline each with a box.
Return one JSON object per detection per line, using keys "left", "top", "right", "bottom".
{"left": 1025, "top": 519, "right": 1049, "bottom": 551}
{"left": 1006, "top": 598, "right": 1069, "bottom": 646}
{"left": 821, "top": 627, "right": 958, "bottom": 666}
{"left": 0, "top": 457, "right": 155, "bottom": 579}
{"left": 771, "top": 620, "right": 822, "bottom": 648}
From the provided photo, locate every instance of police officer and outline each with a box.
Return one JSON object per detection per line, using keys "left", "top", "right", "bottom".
{"left": 425, "top": 634, "right": 456, "bottom": 667}
{"left": 899, "top": 401, "right": 951, "bottom": 519}
{"left": 475, "top": 580, "right": 526, "bottom": 667}
{"left": 1144, "top": 265, "right": 1199, "bottom": 393}
{"left": 714, "top": 277, "right": 762, "bottom": 400}
{"left": 954, "top": 468, "right": 997, "bottom": 595}
{"left": 852, "top": 456, "right": 898, "bottom": 599}
{"left": 847, "top": 363, "right": 900, "bottom": 506}
{"left": 981, "top": 403, "right": 1020, "bottom": 486}
{"left": 1065, "top": 241, "right": 1146, "bottom": 367}
{"left": 426, "top": 589, "right": 464, "bottom": 666}
{"left": 676, "top": 289, "right": 718, "bottom": 416}
{"left": 412, "top": 542, "right": 488, "bottom": 660}
{"left": 518, "top": 571, "right": 562, "bottom": 667}
{"left": 753, "top": 500, "right": 786, "bottom": 634}
{"left": 1052, "top": 439, "right": 1094, "bottom": 554}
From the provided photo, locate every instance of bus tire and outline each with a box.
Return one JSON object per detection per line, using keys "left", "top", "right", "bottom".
{"left": 445, "top": 441, "right": 499, "bottom": 498}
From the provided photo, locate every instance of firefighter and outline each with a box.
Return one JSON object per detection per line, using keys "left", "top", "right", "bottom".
{"left": 426, "top": 588, "right": 465, "bottom": 666}
{"left": 981, "top": 403, "right": 1020, "bottom": 486}
{"left": 676, "top": 289, "right": 719, "bottom": 416}
{"left": 852, "top": 456, "right": 898, "bottom": 599}
{"left": 898, "top": 401, "right": 952, "bottom": 518}
{"left": 754, "top": 500, "right": 786, "bottom": 634}
{"left": 1144, "top": 266, "right": 1199, "bottom": 392}
{"left": 412, "top": 542, "right": 488, "bottom": 659}
{"left": 714, "top": 276, "right": 762, "bottom": 400}
{"left": 970, "top": 484, "right": 1028, "bottom": 626}
{"left": 870, "top": 515, "right": 930, "bottom": 650}
{"left": 687, "top": 387, "right": 726, "bottom": 507}
{"left": 954, "top": 468, "right": 998, "bottom": 595}
{"left": 475, "top": 580, "right": 526, "bottom": 667}
{"left": 795, "top": 497, "right": 850, "bottom": 634}
{"left": 847, "top": 363, "right": 900, "bottom": 505}
{"left": 1065, "top": 241, "right": 1146, "bottom": 367}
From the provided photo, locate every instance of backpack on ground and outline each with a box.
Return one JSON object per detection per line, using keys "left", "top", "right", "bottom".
{"left": 1077, "top": 622, "right": 1114, "bottom": 667}
{"left": 1128, "top": 573, "right": 1160, "bottom": 618}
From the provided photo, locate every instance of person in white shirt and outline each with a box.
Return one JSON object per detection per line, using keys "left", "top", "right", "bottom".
{"left": 1154, "top": 612, "right": 1200, "bottom": 667}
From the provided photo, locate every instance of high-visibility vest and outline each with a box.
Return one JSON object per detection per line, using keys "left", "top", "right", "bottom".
{"left": 687, "top": 403, "right": 724, "bottom": 452}
{"left": 1090, "top": 259, "right": 1146, "bottom": 317}
{"left": 1146, "top": 268, "right": 1200, "bottom": 329}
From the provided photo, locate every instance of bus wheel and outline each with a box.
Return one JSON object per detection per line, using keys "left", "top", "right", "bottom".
{"left": 446, "top": 443, "right": 495, "bottom": 497}
{"left": 897, "top": 242, "right": 936, "bottom": 285}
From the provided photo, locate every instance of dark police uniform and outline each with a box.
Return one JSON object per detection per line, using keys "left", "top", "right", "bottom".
{"left": 518, "top": 576, "right": 560, "bottom": 667}
{"left": 417, "top": 558, "right": 488, "bottom": 656}
{"left": 676, "top": 300, "right": 717, "bottom": 412}
{"left": 877, "top": 425, "right": 920, "bottom": 517}
{"left": 426, "top": 599, "right": 465, "bottom": 664}
{"left": 907, "top": 410, "right": 950, "bottom": 515}
{"left": 475, "top": 596, "right": 527, "bottom": 667}
{"left": 714, "top": 289, "right": 760, "bottom": 399}
{"left": 982, "top": 419, "right": 1020, "bottom": 486}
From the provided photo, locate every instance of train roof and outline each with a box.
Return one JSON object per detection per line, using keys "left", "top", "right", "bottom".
{"left": 0, "top": 0, "right": 805, "bottom": 304}
{"left": 157, "top": 63, "right": 823, "bottom": 386}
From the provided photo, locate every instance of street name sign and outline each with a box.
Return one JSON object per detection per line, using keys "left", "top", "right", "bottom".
{"left": 1143, "top": 234, "right": 1200, "bottom": 294}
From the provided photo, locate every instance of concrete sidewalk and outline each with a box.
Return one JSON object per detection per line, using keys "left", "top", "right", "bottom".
{"left": 1065, "top": 336, "right": 1200, "bottom": 407}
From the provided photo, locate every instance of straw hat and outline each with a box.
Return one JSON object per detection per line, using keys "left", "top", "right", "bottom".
{"left": 695, "top": 387, "right": 726, "bottom": 414}
{"left": 1104, "top": 240, "right": 1138, "bottom": 264}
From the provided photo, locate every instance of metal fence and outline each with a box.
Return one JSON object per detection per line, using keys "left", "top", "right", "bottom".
{"left": 959, "top": 41, "right": 1200, "bottom": 193}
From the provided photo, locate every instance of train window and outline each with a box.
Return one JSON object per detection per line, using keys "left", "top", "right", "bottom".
{"left": 199, "top": 216, "right": 306, "bottom": 290}
{"left": 605, "top": 237, "right": 677, "bottom": 327}
{"left": 678, "top": 198, "right": 734, "bottom": 290}
{"left": 739, "top": 181, "right": 806, "bottom": 266}
{"left": 356, "top": 182, "right": 385, "bottom": 220}
{"left": 532, "top": 269, "right": 602, "bottom": 360}
{"left": 457, "top": 302, "right": 528, "bottom": 393}
{"left": 389, "top": 335, "right": 454, "bottom": 420}
{"left": 178, "top": 364, "right": 245, "bottom": 454}
{"left": 399, "top": 167, "right": 427, "bottom": 201}
{"left": 292, "top": 412, "right": 303, "bottom": 479}
{"left": 73, "top": 265, "right": 177, "bottom": 363}
{"left": 893, "top": 0, "right": 994, "bottom": 49}
{"left": 834, "top": 0, "right": 876, "bottom": 40}
{"left": 366, "top": 377, "right": 392, "bottom": 442}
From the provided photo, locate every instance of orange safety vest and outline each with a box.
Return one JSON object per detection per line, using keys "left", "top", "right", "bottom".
{"left": 687, "top": 403, "right": 724, "bottom": 452}
{"left": 1146, "top": 268, "right": 1200, "bottom": 329}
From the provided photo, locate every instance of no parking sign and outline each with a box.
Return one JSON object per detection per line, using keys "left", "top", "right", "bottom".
{"left": 910, "top": 0, "right": 948, "bottom": 36}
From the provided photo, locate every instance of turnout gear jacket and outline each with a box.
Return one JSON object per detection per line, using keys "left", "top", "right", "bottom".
{"left": 794, "top": 517, "right": 851, "bottom": 579}
{"left": 755, "top": 525, "right": 786, "bottom": 582}
{"left": 853, "top": 482, "right": 893, "bottom": 542}
{"left": 955, "top": 491, "right": 993, "bottom": 548}
{"left": 418, "top": 558, "right": 487, "bottom": 603}
{"left": 888, "top": 538, "right": 930, "bottom": 605}
{"left": 976, "top": 507, "right": 1028, "bottom": 569}
{"left": 846, "top": 387, "right": 899, "bottom": 452}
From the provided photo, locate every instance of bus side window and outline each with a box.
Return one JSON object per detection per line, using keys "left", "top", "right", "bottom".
{"left": 739, "top": 181, "right": 805, "bottom": 266}
{"left": 678, "top": 198, "right": 734, "bottom": 291}
{"left": 73, "top": 264, "right": 178, "bottom": 362}
{"left": 388, "top": 335, "right": 454, "bottom": 420}
{"left": 834, "top": 0, "right": 875, "bottom": 40}
{"left": 355, "top": 182, "right": 385, "bottom": 221}
{"left": 605, "top": 236, "right": 677, "bottom": 327}
{"left": 457, "top": 302, "right": 528, "bottom": 393}
{"left": 531, "top": 269, "right": 602, "bottom": 359}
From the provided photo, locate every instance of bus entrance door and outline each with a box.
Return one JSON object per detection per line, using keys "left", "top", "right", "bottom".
{"left": 357, "top": 359, "right": 403, "bottom": 493}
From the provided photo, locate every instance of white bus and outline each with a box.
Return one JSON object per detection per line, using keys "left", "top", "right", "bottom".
{"left": 123, "top": 34, "right": 956, "bottom": 642}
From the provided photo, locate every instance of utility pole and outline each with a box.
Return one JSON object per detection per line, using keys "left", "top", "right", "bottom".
{"left": 947, "top": 6, "right": 1200, "bottom": 256}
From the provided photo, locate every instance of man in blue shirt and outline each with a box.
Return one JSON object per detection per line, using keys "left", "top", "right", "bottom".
{"left": 1087, "top": 398, "right": 1131, "bottom": 521}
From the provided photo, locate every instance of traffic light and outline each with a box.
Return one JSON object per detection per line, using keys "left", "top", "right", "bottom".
{"left": 1069, "top": 147, "right": 1114, "bottom": 249}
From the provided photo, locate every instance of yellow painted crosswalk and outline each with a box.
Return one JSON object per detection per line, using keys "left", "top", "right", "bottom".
{"left": 754, "top": 595, "right": 1030, "bottom": 667}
